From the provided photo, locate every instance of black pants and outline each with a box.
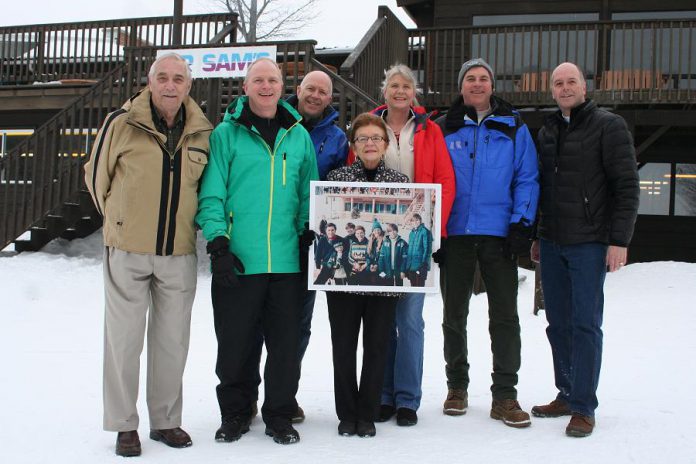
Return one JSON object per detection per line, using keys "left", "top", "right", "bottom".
{"left": 440, "top": 235, "right": 520, "bottom": 400}
{"left": 326, "top": 292, "right": 397, "bottom": 422}
{"left": 212, "top": 273, "right": 302, "bottom": 428}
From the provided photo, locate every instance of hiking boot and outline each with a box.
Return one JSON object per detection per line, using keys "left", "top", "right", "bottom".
{"left": 443, "top": 388, "right": 468, "bottom": 416}
{"left": 377, "top": 404, "right": 396, "bottom": 422}
{"left": 215, "top": 416, "right": 251, "bottom": 442}
{"left": 356, "top": 420, "right": 376, "bottom": 438}
{"left": 291, "top": 405, "right": 305, "bottom": 423}
{"left": 149, "top": 427, "right": 192, "bottom": 448}
{"left": 265, "top": 423, "right": 300, "bottom": 445}
{"left": 396, "top": 408, "right": 418, "bottom": 426}
{"left": 566, "top": 414, "right": 595, "bottom": 437}
{"left": 338, "top": 420, "right": 357, "bottom": 436}
{"left": 532, "top": 399, "right": 572, "bottom": 418}
{"left": 116, "top": 430, "right": 141, "bottom": 457}
{"left": 490, "top": 399, "right": 531, "bottom": 428}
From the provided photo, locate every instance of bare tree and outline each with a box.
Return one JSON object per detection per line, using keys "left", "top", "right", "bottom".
{"left": 216, "top": 0, "right": 321, "bottom": 42}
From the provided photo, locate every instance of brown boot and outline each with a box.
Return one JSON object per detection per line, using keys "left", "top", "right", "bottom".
{"left": 292, "top": 405, "right": 305, "bottom": 423}
{"left": 532, "top": 399, "right": 572, "bottom": 418}
{"left": 490, "top": 399, "right": 531, "bottom": 428}
{"left": 116, "top": 430, "right": 141, "bottom": 457}
{"left": 566, "top": 414, "right": 595, "bottom": 437}
{"left": 443, "top": 388, "right": 468, "bottom": 416}
{"left": 149, "top": 427, "right": 192, "bottom": 448}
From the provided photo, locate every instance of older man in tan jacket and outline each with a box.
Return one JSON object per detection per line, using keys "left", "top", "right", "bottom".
{"left": 84, "top": 52, "right": 212, "bottom": 457}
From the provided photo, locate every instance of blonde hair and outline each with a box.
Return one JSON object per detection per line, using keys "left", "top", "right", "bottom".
{"left": 380, "top": 63, "right": 421, "bottom": 106}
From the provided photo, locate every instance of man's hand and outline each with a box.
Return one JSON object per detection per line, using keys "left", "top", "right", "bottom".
{"left": 530, "top": 240, "right": 540, "bottom": 263}
{"left": 432, "top": 238, "right": 446, "bottom": 267}
{"left": 606, "top": 245, "right": 627, "bottom": 272}
{"left": 504, "top": 222, "right": 534, "bottom": 259}
{"left": 207, "top": 236, "right": 245, "bottom": 288}
{"left": 299, "top": 225, "right": 316, "bottom": 251}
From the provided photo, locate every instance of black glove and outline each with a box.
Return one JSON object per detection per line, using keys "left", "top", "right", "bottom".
{"left": 207, "top": 236, "right": 245, "bottom": 288}
{"left": 299, "top": 223, "right": 316, "bottom": 274}
{"left": 299, "top": 224, "right": 316, "bottom": 251}
{"left": 504, "top": 222, "right": 534, "bottom": 259}
{"left": 432, "top": 238, "right": 446, "bottom": 267}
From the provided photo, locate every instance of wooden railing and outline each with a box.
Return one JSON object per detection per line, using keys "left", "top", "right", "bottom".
{"left": 407, "top": 19, "right": 696, "bottom": 107}
{"left": 0, "top": 64, "right": 128, "bottom": 249}
{"left": 0, "top": 13, "right": 237, "bottom": 85}
{"left": 0, "top": 39, "right": 377, "bottom": 249}
{"left": 340, "top": 5, "right": 409, "bottom": 102}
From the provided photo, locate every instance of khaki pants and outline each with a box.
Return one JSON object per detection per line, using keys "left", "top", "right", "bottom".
{"left": 102, "top": 247, "right": 197, "bottom": 431}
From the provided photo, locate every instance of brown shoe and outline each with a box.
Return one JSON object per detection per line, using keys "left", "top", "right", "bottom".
{"left": 532, "top": 399, "right": 572, "bottom": 418}
{"left": 566, "top": 414, "right": 595, "bottom": 437}
{"left": 490, "top": 399, "right": 531, "bottom": 428}
{"left": 116, "top": 430, "right": 141, "bottom": 457}
{"left": 291, "top": 405, "right": 305, "bottom": 423}
{"left": 149, "top": 427, "right": 192, "bottom": 448}
{"left": 443, "top": 388, "right": 468, "bottom": 416}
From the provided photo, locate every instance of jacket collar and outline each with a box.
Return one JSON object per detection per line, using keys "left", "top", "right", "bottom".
{"left": 286, "top": 94, "right": 339, "bottom": 130}
{"left": 225, "top": 95, "right": 301, "bottom": 131}
{"left": 549, "top": 99, "right": 596, "bottom": 129}
{"left": 444, "top": 94, "right": 515, "bottom": 131}
{"left": 124, "top": 88, "right": 212, "bottom": 137}
{"left": 372, "top": 104, "right": 436, "bottom": 134}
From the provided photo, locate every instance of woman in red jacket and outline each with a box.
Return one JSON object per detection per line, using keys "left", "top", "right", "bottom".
{"left": 371, "top": 64, "right": 455, "bottom": 426}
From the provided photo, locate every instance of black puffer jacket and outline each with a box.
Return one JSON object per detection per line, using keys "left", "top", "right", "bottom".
{"left": 536, "top": 100, "right": 639, "bottom": 246}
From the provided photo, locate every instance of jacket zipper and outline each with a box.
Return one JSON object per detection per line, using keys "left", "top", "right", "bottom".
{"left": 254, "top": 120, "right": 299, "bottom": 272}
{"left": 283, "top": 152, "right": 287, "bottom": 186}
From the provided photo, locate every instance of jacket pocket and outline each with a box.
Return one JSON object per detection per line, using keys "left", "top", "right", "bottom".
{"left": 582, "top": 188, "right": 594, "bottom": 225}
{"left": 186, "top": 148, "right": 208, "bottom": 181}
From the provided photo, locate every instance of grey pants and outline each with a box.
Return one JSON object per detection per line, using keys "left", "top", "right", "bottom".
{"left": 102, "top": 247, "right": 197, "bottom": 432}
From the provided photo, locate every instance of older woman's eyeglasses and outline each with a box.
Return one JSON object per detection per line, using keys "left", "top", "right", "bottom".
{"left": 353, "top": 135, "right": 385, "bottom": 144}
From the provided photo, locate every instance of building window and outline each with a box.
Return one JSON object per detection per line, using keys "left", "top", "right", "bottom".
{"left": 638, "top": 163, "right": 670, "bottom": 215}
{"left": 675, "top": 163, "right": 696, "bottom": 217}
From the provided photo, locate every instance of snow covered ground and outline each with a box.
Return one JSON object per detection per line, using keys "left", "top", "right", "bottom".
{"left": 1, "top": 232, "right": 695, "bottom": 464}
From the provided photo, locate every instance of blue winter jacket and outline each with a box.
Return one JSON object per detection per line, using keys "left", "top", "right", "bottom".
{"left": 436, "top": 95, "right": 539, "bottom": 237}
{"left": 287, "top": 95, "right": 348, "bottom": 180}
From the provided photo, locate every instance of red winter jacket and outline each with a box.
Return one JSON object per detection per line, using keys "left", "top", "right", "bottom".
{"left": 347, "top": 105, "right": 455, "bottom": 236}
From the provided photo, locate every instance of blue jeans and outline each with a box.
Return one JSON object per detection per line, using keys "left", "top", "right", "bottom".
{"left": 540, "top": 239, "right": 607, "bottom": 417}
{"left": 381, "top": 292, "right": 426, "bottom": 411}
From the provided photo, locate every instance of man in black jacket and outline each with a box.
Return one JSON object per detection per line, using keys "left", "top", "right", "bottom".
{"left": 530, "top": 62, "right": 639, "bottom": 438}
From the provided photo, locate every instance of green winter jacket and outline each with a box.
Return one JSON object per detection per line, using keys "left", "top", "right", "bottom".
{"left": 196, "top": 96, "right": 319, "bottom": 274}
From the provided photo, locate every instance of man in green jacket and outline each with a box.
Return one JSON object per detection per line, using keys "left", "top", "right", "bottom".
{"left": 196, "top": 57, "right": 318, "bottom": 445}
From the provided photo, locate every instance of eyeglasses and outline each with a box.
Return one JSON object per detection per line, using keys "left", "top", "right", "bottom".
{"left": 353, "top": 135, "right": 385, "bottom": 144}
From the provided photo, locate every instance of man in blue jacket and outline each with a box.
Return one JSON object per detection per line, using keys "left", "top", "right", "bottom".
{"left": 436, "top": 58, "right": 539, "bottom": 428}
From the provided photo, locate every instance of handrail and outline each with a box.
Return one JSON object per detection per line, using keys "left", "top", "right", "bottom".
{"left": 407, "top": 18, "right": 696, "bottom": 107}
{"left": 0, "top": 12, "right": 238, "bottom": 85}
{"left": 0, "top": 63, "right": 128, "bottom": 249}
{"left": 311, "top": 58, "right": 378, "bottom": 129}
{"left": 339, "top": 6, "right": 409, "bottom": 101}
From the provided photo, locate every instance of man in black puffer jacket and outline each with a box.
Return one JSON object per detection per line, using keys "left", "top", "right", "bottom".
{"left": 530, "top": 62, "right": 639, "bottom": 438}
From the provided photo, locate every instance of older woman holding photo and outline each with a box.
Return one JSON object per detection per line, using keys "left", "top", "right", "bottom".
{"left": 325, "top": 113, "right": 407, "bottom": 438}
{"left": 373, "top": 64, "right": 455, "bottom": 427}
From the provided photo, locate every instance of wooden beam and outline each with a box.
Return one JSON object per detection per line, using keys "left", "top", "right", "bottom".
{"left": 636, "top": 125, "right": 671, "bottom": 158}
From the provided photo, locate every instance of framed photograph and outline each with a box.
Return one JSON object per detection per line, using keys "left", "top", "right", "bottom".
{"left": 308, "top": 181, "right": 441, "bottom": 293}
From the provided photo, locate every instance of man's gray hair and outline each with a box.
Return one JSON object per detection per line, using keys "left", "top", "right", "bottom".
{"left": 244, "top": 57, "right": 283, "bottom": 83}
{"left": 380, "top": 63, "right": 421, "bottom": 106}
{"left": 148, "top": 52, "right": 192, "bottom": 81}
